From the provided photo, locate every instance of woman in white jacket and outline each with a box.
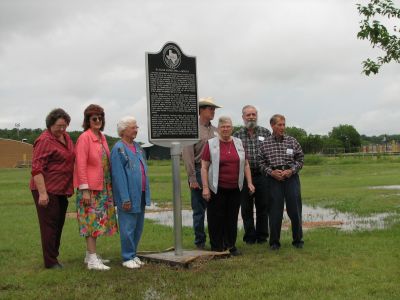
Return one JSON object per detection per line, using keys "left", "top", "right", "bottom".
{"left": 201, "top": 116, "right": 255, "bottom": 256}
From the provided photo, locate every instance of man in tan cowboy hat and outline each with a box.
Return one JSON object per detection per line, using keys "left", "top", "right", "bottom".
{"left": 182, "top": 97, "right": 222, "bottom": 249}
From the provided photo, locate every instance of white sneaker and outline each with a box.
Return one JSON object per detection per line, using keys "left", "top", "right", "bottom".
{"left": 84, "top": 253, "right": 110, "bottom": 264}
{"left": 87, "top": 257, "right": 110, "bottom": 271}
{"left": 122, "top": 259, "right": 140, "bottom": 269}
{"left": 133, "top": 257, "right": 145, "bottom": 266}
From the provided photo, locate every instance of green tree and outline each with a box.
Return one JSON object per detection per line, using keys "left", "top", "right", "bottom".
{"left": 357, "top": 0, "right": 400, "bottom": 75}
{"left": 285, "top": 126, "right": 307, "bottom": 142}
{"left": 321, "top": 136, "right": 344, "bottom": 154}
{"left": 302, "top": 134, "right": 324, "bottom": 154}
{"left": 329, "top": 124, "right": 362, "bottom": 152}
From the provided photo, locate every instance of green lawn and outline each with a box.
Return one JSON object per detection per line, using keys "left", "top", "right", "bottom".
{"left": 0, "top": 157, "right": 399, "bottom": 299}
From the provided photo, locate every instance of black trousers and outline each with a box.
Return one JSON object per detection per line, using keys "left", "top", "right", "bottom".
{"left": 32, "top": 190, "right": 68, "bottom": 268}
{"left": 207, "top": 187, "right": 241, "bottom": 252}
{"left": 268, "top": 174, "right": 303, "bottom": 246}
{"left": 240, "top": 175, "right": 269, "bottom": 243}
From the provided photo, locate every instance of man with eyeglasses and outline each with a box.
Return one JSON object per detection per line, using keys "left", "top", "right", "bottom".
{"left": 182, "top": 97, "right": 222, "bottom": 250}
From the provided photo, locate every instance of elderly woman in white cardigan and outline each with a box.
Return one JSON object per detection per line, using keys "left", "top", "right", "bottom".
{"left": 201, "top": 116, "right": 255, "bottom": 256}
{"left": 110, "top": 116, "right": 151, "bottom": 269}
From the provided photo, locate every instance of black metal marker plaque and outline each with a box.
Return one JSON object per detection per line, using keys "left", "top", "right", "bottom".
{"left": 146, "top": 42, "right": 199, "bottom": 144}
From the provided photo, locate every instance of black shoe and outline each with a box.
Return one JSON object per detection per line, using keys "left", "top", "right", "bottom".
{"left": 48, "top": 263, "right": 63, "bottom": 269}
{"left": 196, "top": 243, "right": 205, "bottom": 250}
{"left": 270, "top": 244, "right": 280, "bottom": 251}
{"left": 211, "top": 248, "right": 225, "bottom": 252}
{"left": 229, "top": 249, "right": 242, "bottom": 256}
{"left": 245, "top": 240, "right": 256, "bottom": 245}
{"left": 293, "top": 242, "right": 304, "bottom": 249}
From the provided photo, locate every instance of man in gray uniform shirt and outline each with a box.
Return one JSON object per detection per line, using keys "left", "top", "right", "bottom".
{"left": 182, "top": 97, "right": 221, "bottom": 249}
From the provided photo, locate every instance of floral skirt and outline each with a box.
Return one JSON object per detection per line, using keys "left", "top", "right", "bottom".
{"left": 76, "top": 187, "right": 118, "bottom": 237}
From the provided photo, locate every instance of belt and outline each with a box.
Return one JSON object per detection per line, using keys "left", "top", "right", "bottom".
{"left": 272, "top": 165, "right": 290, "bottom": 170}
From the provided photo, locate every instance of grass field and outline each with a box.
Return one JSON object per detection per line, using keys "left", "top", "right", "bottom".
{"left": 0, "top": 156, "right": 399, "bottom": 299}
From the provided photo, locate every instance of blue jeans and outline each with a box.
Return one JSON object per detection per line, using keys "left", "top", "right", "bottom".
{"left": 190, "top": 168, "right": 207, "bottom": 246}
{"left": 118, "top": 193, "right": 146, "bottom": 262}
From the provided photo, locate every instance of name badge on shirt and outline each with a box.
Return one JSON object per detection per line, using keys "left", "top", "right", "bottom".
{"left": 286, "top": 148, "right": 294, "bottom": 155}
{"left": 258, "top": 136, "right": 265, "bottom": 141}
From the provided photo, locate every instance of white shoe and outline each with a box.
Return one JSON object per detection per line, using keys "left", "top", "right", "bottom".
{"left": 87, "top": 257, "right": 110, "bottom": 271}
{"left": 122, "top": 259, "right": 141, "bottom": 269}
{"left": 84, "top": 252, "right": 110, "bottom": 264}
{"left": 133, "top": 257, "right": 145, "bottom": 266}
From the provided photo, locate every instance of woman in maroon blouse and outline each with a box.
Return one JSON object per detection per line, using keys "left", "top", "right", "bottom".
{"left": 201, "top": 116, "right": 255, "bottom": 256}
{"left": 30, "top": 108, "right": 75, "bottom": 269}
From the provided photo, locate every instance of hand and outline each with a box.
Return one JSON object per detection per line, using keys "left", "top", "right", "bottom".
{"left": 271, "top": 170, "right": 285, "bottom": 181}
{"left": 282, "top": 169, "right": 293, "bottom": 178}
{"left": 122, "top": 201, "right": 132, "bottom": 211}
{"left": 82, "top": 190, "right": 91, "bottom": 206}
{"left": 189, "top": 181, "right": 200, "bottom": 190}
{"left": 248, "top": 183, "right": 255, "bottom": 195}
{"left": 202, "top": 187, "right": 211, "bottom": 202}
{"left": 38, "top": 192, "right": 49, "bottom": 207}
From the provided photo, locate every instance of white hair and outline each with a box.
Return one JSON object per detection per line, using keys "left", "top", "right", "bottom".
{"left": 218, "top": 116, "right": 232, "bottom": 127}
{"left": 117, "top": 116, "right": 137, "bottom": 137}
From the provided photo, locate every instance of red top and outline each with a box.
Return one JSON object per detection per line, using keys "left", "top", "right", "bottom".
{"left": 125, "top": 143, "right": 146, "bottom": 192}
{"left": 202, "top": 140, "right": 239, "bottom": 189}
{"left": 30, "top": 130, "right": 75, "bottom": 196}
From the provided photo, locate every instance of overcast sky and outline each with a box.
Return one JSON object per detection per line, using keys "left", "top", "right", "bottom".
{"left": 0, "top": 0, "right": 399, "bottom": 142}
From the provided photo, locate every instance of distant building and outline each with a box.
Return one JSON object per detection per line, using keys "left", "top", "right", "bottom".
{"left": 141, "top": 143, "right": 170, "bottom": 160}
{"left": 0, "top": 138, "right": 33, "bottom": 168}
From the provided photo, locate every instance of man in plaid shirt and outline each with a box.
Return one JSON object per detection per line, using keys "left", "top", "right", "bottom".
{"left": 258, "top": 114, "right": 304, "bottom": 250}
{"left": 233, "top": 105, "right": 271, "bottom": 244}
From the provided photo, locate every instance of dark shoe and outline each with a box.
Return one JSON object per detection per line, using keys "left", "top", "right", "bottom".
{"left": 270, "top": 244, "right": 280, "bottom": 251}
{"left": 229, "top": 249, "right": 242, "bottom": 256}
{"left": 48, "top": 263, "right": 63, "bottom": 269}
{"left": 293, "top": 242, "right": 304, "bottom": 249}
{"left": 245, "top": 240, "right": 256, "bottom": 245}
{"left": 211, "top": 248, "right": 225, "bottom": 252}
{"left": 196, "top": 243, "right": 205, "bottom": 250}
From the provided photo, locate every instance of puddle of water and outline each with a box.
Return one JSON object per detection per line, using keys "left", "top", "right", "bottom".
{"left": 368, "top": 185, "right": 400, "bottom": 190}
{"left": 145, "top": 204, "right": 397, "bottom": 231}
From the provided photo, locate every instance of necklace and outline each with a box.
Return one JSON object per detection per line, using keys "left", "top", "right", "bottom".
{"left": 224, "top": 141, "right": 233, "bottom": 154}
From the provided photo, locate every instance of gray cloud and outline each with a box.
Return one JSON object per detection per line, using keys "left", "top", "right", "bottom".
{"left": 0, "top": 0, "right": 399, "bottom": 143}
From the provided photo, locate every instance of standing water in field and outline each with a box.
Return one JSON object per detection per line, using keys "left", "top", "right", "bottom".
{"left": 145, "top": 203, "right": 397, "bottom": 231}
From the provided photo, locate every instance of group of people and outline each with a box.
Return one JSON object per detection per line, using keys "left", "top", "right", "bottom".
{"left": 30, "top": 98, "right": 305, "bottom": 270}
{"left": 30, "top": 104, "right": 149, "bottom": 270}
{"left": 182, "top": 97, "right": 304, "bottom": 256}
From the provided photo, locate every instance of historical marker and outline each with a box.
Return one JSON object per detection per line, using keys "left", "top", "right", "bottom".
{"left": 145, "top": 42, "right": 199, "bottom": 256}
{"left": 146, "top": 42, "right": 199, "bottom": 145}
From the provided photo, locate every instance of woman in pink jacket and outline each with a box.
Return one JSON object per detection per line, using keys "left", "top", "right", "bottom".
{"left": 74, "top": 104, "right": 118, "bottom": 270}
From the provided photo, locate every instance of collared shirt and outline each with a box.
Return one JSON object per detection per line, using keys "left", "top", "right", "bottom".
{"left": 258, "top": 134, "right": 304, "bottom": 176}
{"left": 30, "top": 130, "right": 75, "bottom": 196}
{"left": 182, "top": 121, "right": 218, "bottom": 183}
{"left": 233, "top": 126, "right": 271, "bottom": 175}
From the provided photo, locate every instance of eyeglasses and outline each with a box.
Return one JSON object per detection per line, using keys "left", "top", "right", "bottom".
{"left": 90, "top": 116, "right": 103, "bottom": 122}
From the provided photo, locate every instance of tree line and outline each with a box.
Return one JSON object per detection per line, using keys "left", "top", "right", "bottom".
{"left": 233, "top": 124, "right": 398, "bottom": 154}
{"left": 0, "top": 128, "right": 120, "bottom": 149}
{"left": 1, "top": 125, "right": 399, "bottom": 154}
